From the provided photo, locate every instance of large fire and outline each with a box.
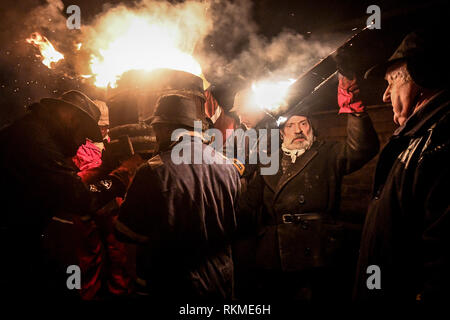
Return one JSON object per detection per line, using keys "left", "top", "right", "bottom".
{"left": 26, "top": 32, "right": 64, "bottom": 69}
{"left": 251, "top": 79, "right": 296, "bottom": 112}
{"left": 86, "top": 4, "right": 209, "bottom": 88}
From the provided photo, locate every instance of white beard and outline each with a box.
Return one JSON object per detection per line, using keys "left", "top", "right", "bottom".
{"left": 281, "top": 132, "right": 315, "bottom": 163}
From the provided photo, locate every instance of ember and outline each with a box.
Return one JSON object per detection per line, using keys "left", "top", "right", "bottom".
{"left": 26, "top": 32, "right": 64, "bottom": 69}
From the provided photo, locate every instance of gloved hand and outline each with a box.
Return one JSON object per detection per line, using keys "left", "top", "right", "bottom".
{"left": 337, "top": 74, "right": 365, "bottom": 114}
{"left": 109, "top": 153, "right": 145, "bottom": 190}
{"left": 333, "top": 47, "right": 357, "bottom": 79}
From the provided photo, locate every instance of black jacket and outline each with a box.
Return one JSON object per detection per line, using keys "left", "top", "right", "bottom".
{"left": 354, "top": 89, "right": 450, "bottom": 302}
{"left": 238, "top": 113, "right": 379, "bottom": 272}
{"left": 0, "top": 108, "right": 126, "bottom": 298}
{"left": 116, "top": 134, "right": 241, "bottom": 300}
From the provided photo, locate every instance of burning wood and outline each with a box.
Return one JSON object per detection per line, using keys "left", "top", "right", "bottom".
{"left": 26, "top": 32, "right": 64, "bottom": 69}
{"left": 87, "top": 9, "right": 206, "bottom": 88}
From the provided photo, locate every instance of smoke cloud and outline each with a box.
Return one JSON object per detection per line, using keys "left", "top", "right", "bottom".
{"left": 0, "top": 0, "right": 86, "bottom": 125}
{"left": 198, "top": 0, "right": 346, "bottom": 86}
{"left": 0, "top": 0, "right": 346, "bottom": 126}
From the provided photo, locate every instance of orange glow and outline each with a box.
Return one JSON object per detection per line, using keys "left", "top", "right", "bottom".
{"left": 26, "top": 32, "right": 64, "bottom": 69}
{"left": 87, "top": 4, "right": 209, "bottom": 88}
{"left": 251, "top": 79, "right": 296, "bottom": 112}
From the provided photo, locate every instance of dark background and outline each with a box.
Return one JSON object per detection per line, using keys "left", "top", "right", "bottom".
{"left": 0, "top": 0, "right": 448, "bottom": 301}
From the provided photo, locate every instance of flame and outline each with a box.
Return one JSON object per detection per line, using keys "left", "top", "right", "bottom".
{"left": 26, "top": 32, "right": 64, "bottom": 68}
{"left": 88, "top": 8, "right": 207, "bottom": 88}
{"left": 251, "top": 79, "right": 296, "bottom": 111}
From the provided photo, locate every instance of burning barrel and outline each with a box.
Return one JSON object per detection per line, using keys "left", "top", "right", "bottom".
{"left": 106, "top": 68, "right": 205, "bottom": 158}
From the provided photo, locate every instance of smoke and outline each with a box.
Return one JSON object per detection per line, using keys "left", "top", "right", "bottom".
{"left": 0, "top": 0, "right": 66, "bottom": 46}
{"left": 0, "top": 0, "right": 82, "bottom": 125}
{"left": 198, "top": 0, "right": 346, "bottom": 86}
{"left": 0, "top": 0, "right": 347, "bottom": 126}
{"left": 3, "top": 0, "right": 80, "bottom": 69}
{"left": 79, "top": 0, "right": 212, "bottom": 87}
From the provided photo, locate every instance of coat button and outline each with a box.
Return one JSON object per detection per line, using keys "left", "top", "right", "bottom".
{"left": 298, "top": 194, "right": 305, "bottom": 204}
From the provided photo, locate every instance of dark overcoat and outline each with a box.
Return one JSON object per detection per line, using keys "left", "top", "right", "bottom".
{"left": 116, "top": 134, "right": 241, "bottom": 300}
{"left": 354, "top": 89, "right": 450, "bottom": 302}
{"left": 235, "top": 113, "right": 379, "bottom": 299}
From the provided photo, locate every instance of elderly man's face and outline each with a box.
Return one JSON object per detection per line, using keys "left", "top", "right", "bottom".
{"left": 281, "top": 115, "right": 314, "bottom": 150}
{"left": 383, "top": 62, "right": 420, "bottom": 126}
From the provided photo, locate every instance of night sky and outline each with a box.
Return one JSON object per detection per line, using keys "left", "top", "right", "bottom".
{"left": 0, "top": 0, "right": 447, "bottom": 127}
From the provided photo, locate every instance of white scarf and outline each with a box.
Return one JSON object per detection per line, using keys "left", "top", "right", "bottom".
{"left": 281, "top": 143, "right": 306, "bottom": 163}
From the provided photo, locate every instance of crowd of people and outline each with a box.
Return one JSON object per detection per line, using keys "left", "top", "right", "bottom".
{"left": 0, "top": 30, "right": 448, "bottom": 303}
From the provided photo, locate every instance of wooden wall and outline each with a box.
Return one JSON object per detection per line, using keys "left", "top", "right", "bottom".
{"left": 311, "top": 105, "right": 396, "bottom": 226}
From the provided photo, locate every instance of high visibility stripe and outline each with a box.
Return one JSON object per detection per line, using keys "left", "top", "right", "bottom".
{"left": 51, "top": 216, "right": 74, "bottom": 225}
{"left": 232, "top": 158, "right": 245, "bottom": 177}
{"left": 210, "top": 105, "right": 222, "bottom": 124}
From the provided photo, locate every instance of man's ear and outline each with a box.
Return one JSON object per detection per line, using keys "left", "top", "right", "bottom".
{"left": 280, "top": 129, "right": 285, "bottom": 141}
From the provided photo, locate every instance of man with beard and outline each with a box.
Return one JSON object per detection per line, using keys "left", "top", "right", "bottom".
{"left": 235, "top": 73, "right": 379, "bottom": 300}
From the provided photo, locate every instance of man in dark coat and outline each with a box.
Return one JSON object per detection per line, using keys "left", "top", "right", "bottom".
{"left": 115, "top": 87, "right": 241, "bottom": 300}
{"left": 236, "top": 73, "right": 379, "bottom": 300}
{"left": 0, "top": 90, "right": 142, "bottom": 299}
{"left": 354, "top": 30, "right": 450, "bottom": 302}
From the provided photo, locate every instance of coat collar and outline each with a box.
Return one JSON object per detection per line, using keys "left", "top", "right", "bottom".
{"left": 262, "top": 140, "right": 324, "bottom": 201}
{"left": 373, "top": 89, "right": 449, "bottom": 195}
